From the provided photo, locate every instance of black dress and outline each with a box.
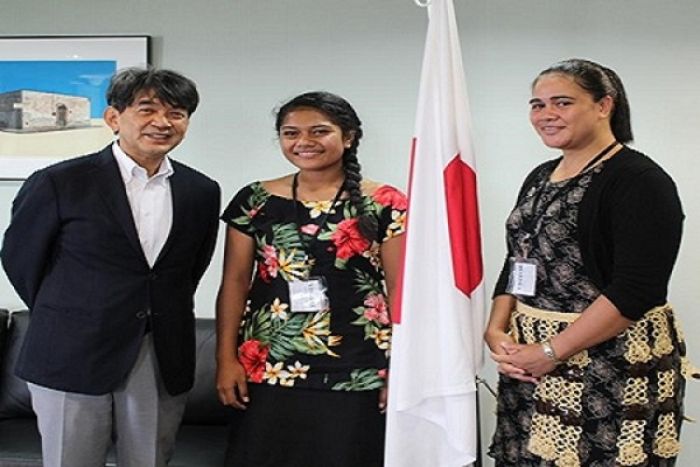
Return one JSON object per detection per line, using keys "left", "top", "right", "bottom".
{"left": 220, "top": 181, "right": 407, "bottom": 467}
{"left": 489, "top": 158, "right": 688, "bottom": 467}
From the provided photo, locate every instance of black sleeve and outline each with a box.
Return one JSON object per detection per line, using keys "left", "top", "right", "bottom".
{"left": 601, "top": 168, "right": 684, "bottom": 320}
{"left": 1, "top": 170, "right": 61, "bottom": 308}
{"left": 191, "top": 181, "right": 221, "bottom": 288}
{"left": 220, "top": 183, "right": 260, "bottom": 237}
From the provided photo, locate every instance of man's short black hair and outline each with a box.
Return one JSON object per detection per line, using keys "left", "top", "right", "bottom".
{"left": 106, "top": 67, "right": 199, "bottom": 115}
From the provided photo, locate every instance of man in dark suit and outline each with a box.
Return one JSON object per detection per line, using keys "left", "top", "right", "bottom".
{"left": 1, "top": 68, "right": 220, "bottom": 467}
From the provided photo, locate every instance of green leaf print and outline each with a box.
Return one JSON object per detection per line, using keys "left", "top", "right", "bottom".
{"left": 367, "top": 196, "right": 381, "bottom": 214}
{"left": 317, "top": 223, "right": 334, "bottom": 241}
{"left": 353, "top": 270, "right": 383, "bottom": 294}
{"left": 332, "top": 369, "right": 384, "bottom": 391}
{"left": 291, "top": 336, "right": 327, "bottom": 355}
{"left": 269, "top": 335, "right": 297, "bottom": 361}
{"left": 351, "top": 305, "right": 370, "bottom": 326}
{"left": 232, "top": 183, "right": 269, "bottom": 227}
{"left": 248, "top": 182, "right": 269, "bottom": 206}
{"left": 244, "top": 306, "right": 272, "bottom": 343}
{"left": 232, "top": 214, "right": 253, "bottom": 227}
{"left": 364, "top": 322, "right": 379, "bottom": 340}
{"left": 271, "top": 223, "right": 305, "bottom": 251}
{"left": 268, "top": 313, "right": 309, "bottom": 360}
{"left": 342, "top": 202, "right": 356, "bottom": 219}
{"left": 350, "top": 304, "right": 381, "bottom": 340}
{"left": 261, "top": 310, "right": 340, "bottom": 360}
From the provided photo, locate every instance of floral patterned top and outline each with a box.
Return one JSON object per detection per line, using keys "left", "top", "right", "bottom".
{"left": 221, "top": 181, "right": 407, "bottom": 391}
{"left": 505, "top": 162, "right": 603, "bottom": 312}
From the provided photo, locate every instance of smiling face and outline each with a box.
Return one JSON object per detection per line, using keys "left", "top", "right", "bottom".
{"left": 278, "top": 108, "right": 353, "bottom": 174}
{"left": 104, "top": 89, "right": 190, "bottom": 166}
{"left": 529, "top": 73, "right": 613, "bottom": 151}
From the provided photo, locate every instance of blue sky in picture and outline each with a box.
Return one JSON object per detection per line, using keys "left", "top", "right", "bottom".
{"left": 0, "top": 60, "right": 116, "bottom": 118}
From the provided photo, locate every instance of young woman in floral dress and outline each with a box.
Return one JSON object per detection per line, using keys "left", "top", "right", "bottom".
{"left": 215, "top": 91, "right": 407, "bottom": 466}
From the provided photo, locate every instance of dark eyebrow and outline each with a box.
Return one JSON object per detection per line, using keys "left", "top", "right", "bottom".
{"left": 528, "top": 95, "right": 576, "bottom": 104}
{"left": 280, "top": 124, "right": 333, "bottom": 130}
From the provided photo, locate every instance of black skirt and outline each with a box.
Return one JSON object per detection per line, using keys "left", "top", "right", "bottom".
{"left": 225, "top": 384, "right": 385, "bottom": 467}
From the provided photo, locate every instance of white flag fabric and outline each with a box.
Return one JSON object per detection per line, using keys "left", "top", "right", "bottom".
{"left": 385, "top": 0, "right": 485, "bottom": 465}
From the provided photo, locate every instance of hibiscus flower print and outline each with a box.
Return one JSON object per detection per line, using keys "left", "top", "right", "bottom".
{"left": 222, "top": 181, "right": 409, "bottom": 391}
{"left": 238, "top": 339, "right": 269, "bottom": 383}
{"left": 257, "top": 244, "right": 279, "bottom": 282}
{"left": 363, "top": 293, "right": 390, "bottom": 325}
{"left": 372, "top": 185, "right": 408, "bottom": 210}
{"left": 331, "top": 218, "right": 370, "bottom": 260}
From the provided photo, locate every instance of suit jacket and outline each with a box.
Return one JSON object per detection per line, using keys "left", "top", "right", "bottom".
{"left": 1, "top": 145, "right": 220, "bottom": 395}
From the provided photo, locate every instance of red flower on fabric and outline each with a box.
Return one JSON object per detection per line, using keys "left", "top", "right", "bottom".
{"left": 331, "top": 218, "right": 370, "bottom": 259}
{"left": 257, "top": 245, "right": 279, "bottom": 282}
{"left": 372, "top": 185, "right": 407, "bottom": 210}
{"left": 258, "top": 263, "right": 271, "bottom": 282}
{"left": 363, "top": 293, "right": 390, "bottom": 325}
{"left": 238, "top": 339, "right": 269, "bottom": 383}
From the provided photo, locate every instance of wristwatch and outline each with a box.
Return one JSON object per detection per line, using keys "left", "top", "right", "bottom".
{"left": 541, "top": 340, "right": 562, "bottom": 364}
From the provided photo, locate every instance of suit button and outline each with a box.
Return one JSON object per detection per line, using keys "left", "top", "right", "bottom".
{"left": 136, "top": 310, "right": 148, "bottom": 319}
{"left": 149, "top": 272, "right": 158, "bottom": 280}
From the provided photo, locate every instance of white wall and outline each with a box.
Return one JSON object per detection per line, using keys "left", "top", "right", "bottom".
{"left": 1, "top": 1, "right": 698, "bottom": 464}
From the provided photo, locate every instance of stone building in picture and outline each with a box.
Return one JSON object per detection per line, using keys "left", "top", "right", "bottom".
{"left": 0, "top": 90, "right": 91, "bottom": 132}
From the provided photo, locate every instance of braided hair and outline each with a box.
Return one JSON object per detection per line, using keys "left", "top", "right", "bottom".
{"left": 533, "top": 58, "right": 633, "bottom": 143}
{"left": 275, "top": 92, "right": 378, "bottom": 241}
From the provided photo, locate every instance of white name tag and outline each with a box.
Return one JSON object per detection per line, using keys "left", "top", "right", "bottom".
{"left": 506, "top": 257, "right": 538, "bottom": 297}
{"left": 288, "top": 277, "right": 329, "bottom": 313}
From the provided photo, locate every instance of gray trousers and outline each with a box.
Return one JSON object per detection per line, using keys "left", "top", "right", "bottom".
{"left": 28, "top": 334, "right": 188, "bottom": 467}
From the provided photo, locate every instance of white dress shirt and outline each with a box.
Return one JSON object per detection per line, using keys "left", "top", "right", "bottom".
{"left": 112, "top": 142, "right": 173, "bottom": 267}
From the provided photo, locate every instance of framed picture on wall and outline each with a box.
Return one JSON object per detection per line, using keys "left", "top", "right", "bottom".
{"left": 0, "top": 35, "right": 150, "bottom": 180}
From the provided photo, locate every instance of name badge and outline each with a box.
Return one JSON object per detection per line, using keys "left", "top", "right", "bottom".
{"left": 505, "top": 257, "right": 538, "bottom": 297}
{"left": 288, "top": 276, "right": 329, "bottom": 313}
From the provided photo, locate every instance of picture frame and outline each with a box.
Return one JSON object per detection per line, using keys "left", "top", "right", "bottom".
{"left": 0, "top": 35, "right": 150, "bottom": 180}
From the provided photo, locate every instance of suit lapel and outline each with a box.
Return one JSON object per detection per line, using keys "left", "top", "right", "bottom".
{"left": 92, "top": 146, "right": 148, "bottom": 264}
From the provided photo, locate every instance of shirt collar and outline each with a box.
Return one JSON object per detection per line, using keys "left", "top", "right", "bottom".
{"left": 111, "top": 141, "right": 174, "bottom": 183}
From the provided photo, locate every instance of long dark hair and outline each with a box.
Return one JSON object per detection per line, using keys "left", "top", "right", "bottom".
{"left": 275, "top": 91, "right": 378, "bottom": 241}
{"left": 533, "top": 59, "right": 633, "bottom": 143}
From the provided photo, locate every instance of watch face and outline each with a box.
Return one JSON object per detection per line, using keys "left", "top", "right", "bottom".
{"left": 542, "top": 341, "right": 559, "bottom": 362}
